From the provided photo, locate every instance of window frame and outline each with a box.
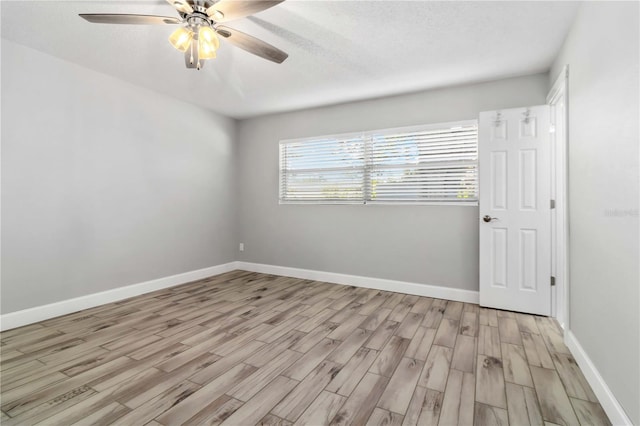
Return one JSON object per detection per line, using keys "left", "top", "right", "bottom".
{"left": 279, "top": 119, "right": 479, "bottom": 206}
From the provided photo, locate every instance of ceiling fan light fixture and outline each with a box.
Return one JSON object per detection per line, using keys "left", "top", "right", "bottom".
{"left": 198, "top": 26, "right": 219, "bottom": 59}
{"left": 199, "top": 26, "right": 220, "bottom": 50}
{"left": 169, "top": 26, "right": 193, "bottom": 52}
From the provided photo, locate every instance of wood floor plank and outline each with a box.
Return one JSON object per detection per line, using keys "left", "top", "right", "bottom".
{"left": 325, "top": 348, "right": 379, "bottom": 397}
{"left": 290, "top": 323, "right": 338, "bottom": 354}
{"left": 273, "top": 360, "right": 342, "bottom": 422}
{"left": 438, "top": 369, "right": 474, "bottom": 426}
{"left": 422, "top": 299, "right": 446, "bottom": 329}
{"left": 0, "top": 372, "right": 68, "bottom": 399}
{"left": 451, "top": 334, "right": 476, "bottom": 373}
{"left": 502, "top": 343, "right": 534, "bottom": 387}
{"left": 402, "top": 384, "right": 427, "bottom": 426}
{"left": 293, "top": 391, "right": 346, "bottom": 426}
{"left": 530, "top": 366, "right": 580, "bottom": 425}
{"left": 220, "top": 376, "right": 298, "bottom": 425}
{"left": 260, "top": 413, "right": 294, "bottom": 426}
{"left": 410, "top": 297, "right": 433, "bottom": 315}
{"left": 121, "top": 354, "right": 221, "bottom": 409}
{"left": 418, "top": 345, "right": 452, "bottom": 392}
{"left": 328, "top": 372, "right": 389, "bottom": 426}
{"left": 326, "top": 328, "right": 371, "bottom": 365}
{"left": 377, "top": 357, "right": 424, "bottom": 415}
{"left": 327, "top": 314, "right": 367, "bottom": 341}
{"left": 536, "top": 317, "right": 570, "bottom": 354}
{"left": 551, "top": 352, "right": 598, "bottom": 402}
{"left": 369, "top": 336, "right": 410, "bottom": 378}
{"left": 361, "top": 308, "right": 393, "bottom": 331}
{"left": 366, "top": 320, "right": 400, "bottom": 350}
{"left": 460, "top": 311, "right": 478, "bottom": 337}
{"left": 475, "top": 402, "right": 508, "bottom": 426}
{"left": 570, "top": 398, "right": 612, "bottom": 426}
{"left": 433, "top": 318, "right": 459, "bottom": 348}
{"left": 498, "top": 317, "right": 523, "bottom": 345}
{"left": 479, "top": 308, "right": 499, "bottom": 327}
{"left": 516, "top": 313, "right": 541, "bottom": 334}
{"left": 388, "top": 297, "right": 415, "bottom": 322}
{"left": 475, "top": 355, "right": 507, "bottom": 409}
{"left": 283, "top": 338, "right": 341, "bottom": 381}
{"left": 68, "top": 401, "right": 129, "bottom": 426}
{"left": 478, "top": 325, "right": 501, "bottom": 358}
{"left": 405, "top": 326, "right": 436, "bottom": 361}
{"left": 3, "top": 355, "right": 132, "bottom": 417}
{"left": 506, "top": 382, "right": 543, "bottom": 426}
{"left": 188, "top": 339, "right": 264, "bottom": 385}
{"left": 416, "top": 389, "right": 444, "bottom": 425}
{"left": 330, "top": 302, "right": 363, "bottom": 323}
{"left": 522, "top": 332, "right": 555, "bottom": 369}
{"left": 32, "top": 386, "right": 128, "bottom": 426}
{"left": 229, "top": 350, "right": 302, "bottom": 401}
{"left": 381, "top": 293, "right": 405, "bottom": 310}
{"left": 179, "top": 395, "right": 243, "bottom": 425}
{"left": 395, "top": 313, "right": 424, "bottom": 339}
{"left": 155, "top": 362, "right": 257, "bottom": 425}
{"left": 295, "top": 308, "right": 337, "bottom": 333}
{"left": 1, "top": 385, "right": 98, "bottom": 426}
{"left": 368, "top": 407, "right": 404, "bottom": 426}
{"left": 443, "top": 301, "right": 464, "bottom": 320}
{"left": 114, "top": 380, "right": 201, "bottom": 425}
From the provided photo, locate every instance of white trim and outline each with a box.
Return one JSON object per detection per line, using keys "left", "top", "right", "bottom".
{"left": 547, "top": 65, "right": 570, "bottom": 330}
{"left": 565, "top": 330, "right": 633, "bottom": 425}
{"left": 236, "top": 261, "right": 479, "bottom": 304}
{"left": 0, "top": 262, "right": 238, "bottom": 331}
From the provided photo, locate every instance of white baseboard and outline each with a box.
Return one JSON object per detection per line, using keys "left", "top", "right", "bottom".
{"left": 236, "top": 261, "right": 479, "bottom": 304}
{"left": 0, "top": 262, "right": 238, "bottom": 331}
{"left": 565, "top": 330, "right": 633, "bottom": 426}
{"left": 1, "top": 261, "right": 479, "bottom": 331}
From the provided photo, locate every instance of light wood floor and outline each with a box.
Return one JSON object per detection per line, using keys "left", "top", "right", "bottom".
{"left": 1, "top": 271, "right": 610, "bottom": 425}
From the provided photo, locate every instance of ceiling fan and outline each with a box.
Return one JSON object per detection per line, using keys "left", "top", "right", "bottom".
{"left": 79, "top": 0, "right": 288, "bottom": 70}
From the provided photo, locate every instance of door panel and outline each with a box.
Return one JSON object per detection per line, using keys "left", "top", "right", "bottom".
{"left": 479, "top": 106, "right": 551, "bottom": 316}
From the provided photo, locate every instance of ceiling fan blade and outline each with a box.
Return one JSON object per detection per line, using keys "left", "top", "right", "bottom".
{"left": 206, "top": 1, "right": 284, "bottom": 23}
{"left": 166, "top": 0, "right": 194, "bottom": 15}
{"left": 216, "top": 25, "right": 288, "bottom": 63}
{"left": 79, "top": 14, "right": 181, "bottom": 25}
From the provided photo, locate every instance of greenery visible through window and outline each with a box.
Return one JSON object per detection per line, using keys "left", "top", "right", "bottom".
{"left": 279, "top": 121, "right": 478, "bottom": 204}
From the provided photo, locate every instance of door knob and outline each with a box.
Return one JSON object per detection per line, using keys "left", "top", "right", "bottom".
{"left": 483, "top": 215, "right": 498, "bottom": 223}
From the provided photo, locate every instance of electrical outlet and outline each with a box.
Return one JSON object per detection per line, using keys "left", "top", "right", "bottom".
{"left": 239, "top": 243, "right": 244, "bottom": 252}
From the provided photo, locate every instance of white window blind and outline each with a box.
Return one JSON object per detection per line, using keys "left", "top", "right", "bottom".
{"left": 279, "top": 135, "right": 366, "bottom": 202}
{"left": 279, "top": 120, "right": 478, "bottom": 204}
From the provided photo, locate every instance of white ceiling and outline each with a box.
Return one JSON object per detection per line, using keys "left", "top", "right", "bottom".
{"left": 1, "top": 1, "right": 579, "bottom": 119}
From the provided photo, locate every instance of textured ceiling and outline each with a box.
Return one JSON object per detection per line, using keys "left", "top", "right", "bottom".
{"left": 1, "top": 1, "right": 579, "bottom": 118}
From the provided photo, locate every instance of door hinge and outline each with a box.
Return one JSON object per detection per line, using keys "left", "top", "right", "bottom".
{"left": 551, "top": 276, "right": 556, "bottom": 286}
{"left": 550, "top": 199, "right": 556, "bottom": 209}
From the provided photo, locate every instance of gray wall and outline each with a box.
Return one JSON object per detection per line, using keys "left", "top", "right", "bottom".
{"left": 236, "top": 74, "right": 548, "bottom": 290}
{"left": 1, "top": 40, "right": 237, "bottom": 313}
{"left": 551, "top": 2, "right": 639, "bottom": 423}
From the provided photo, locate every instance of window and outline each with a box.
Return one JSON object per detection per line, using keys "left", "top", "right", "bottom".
{"left": 279, "top": 120, "right": 478, "bottom": 204}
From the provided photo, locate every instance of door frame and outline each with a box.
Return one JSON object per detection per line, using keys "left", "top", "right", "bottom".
{"left": 547, "top": 65, "right": 570, "bottom": 329}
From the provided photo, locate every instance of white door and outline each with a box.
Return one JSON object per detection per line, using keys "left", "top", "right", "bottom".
{"left": 479, "top": 105, "right": 551, "bottom": 316}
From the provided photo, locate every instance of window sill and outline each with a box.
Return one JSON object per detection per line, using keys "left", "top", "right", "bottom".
{"left": 279, "top": 201, "right": 479, "bottom": 206}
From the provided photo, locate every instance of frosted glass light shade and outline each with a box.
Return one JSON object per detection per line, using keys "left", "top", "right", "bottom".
{"left": 169, "top": 27, "right": 193, "bottom": 52}
{"left": 198, "top": 26, "right": 219, "bottom": 59}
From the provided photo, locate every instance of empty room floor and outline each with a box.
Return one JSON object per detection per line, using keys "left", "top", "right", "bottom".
{"left": 0, "top": 271, "right": 610, "bottom": 425}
